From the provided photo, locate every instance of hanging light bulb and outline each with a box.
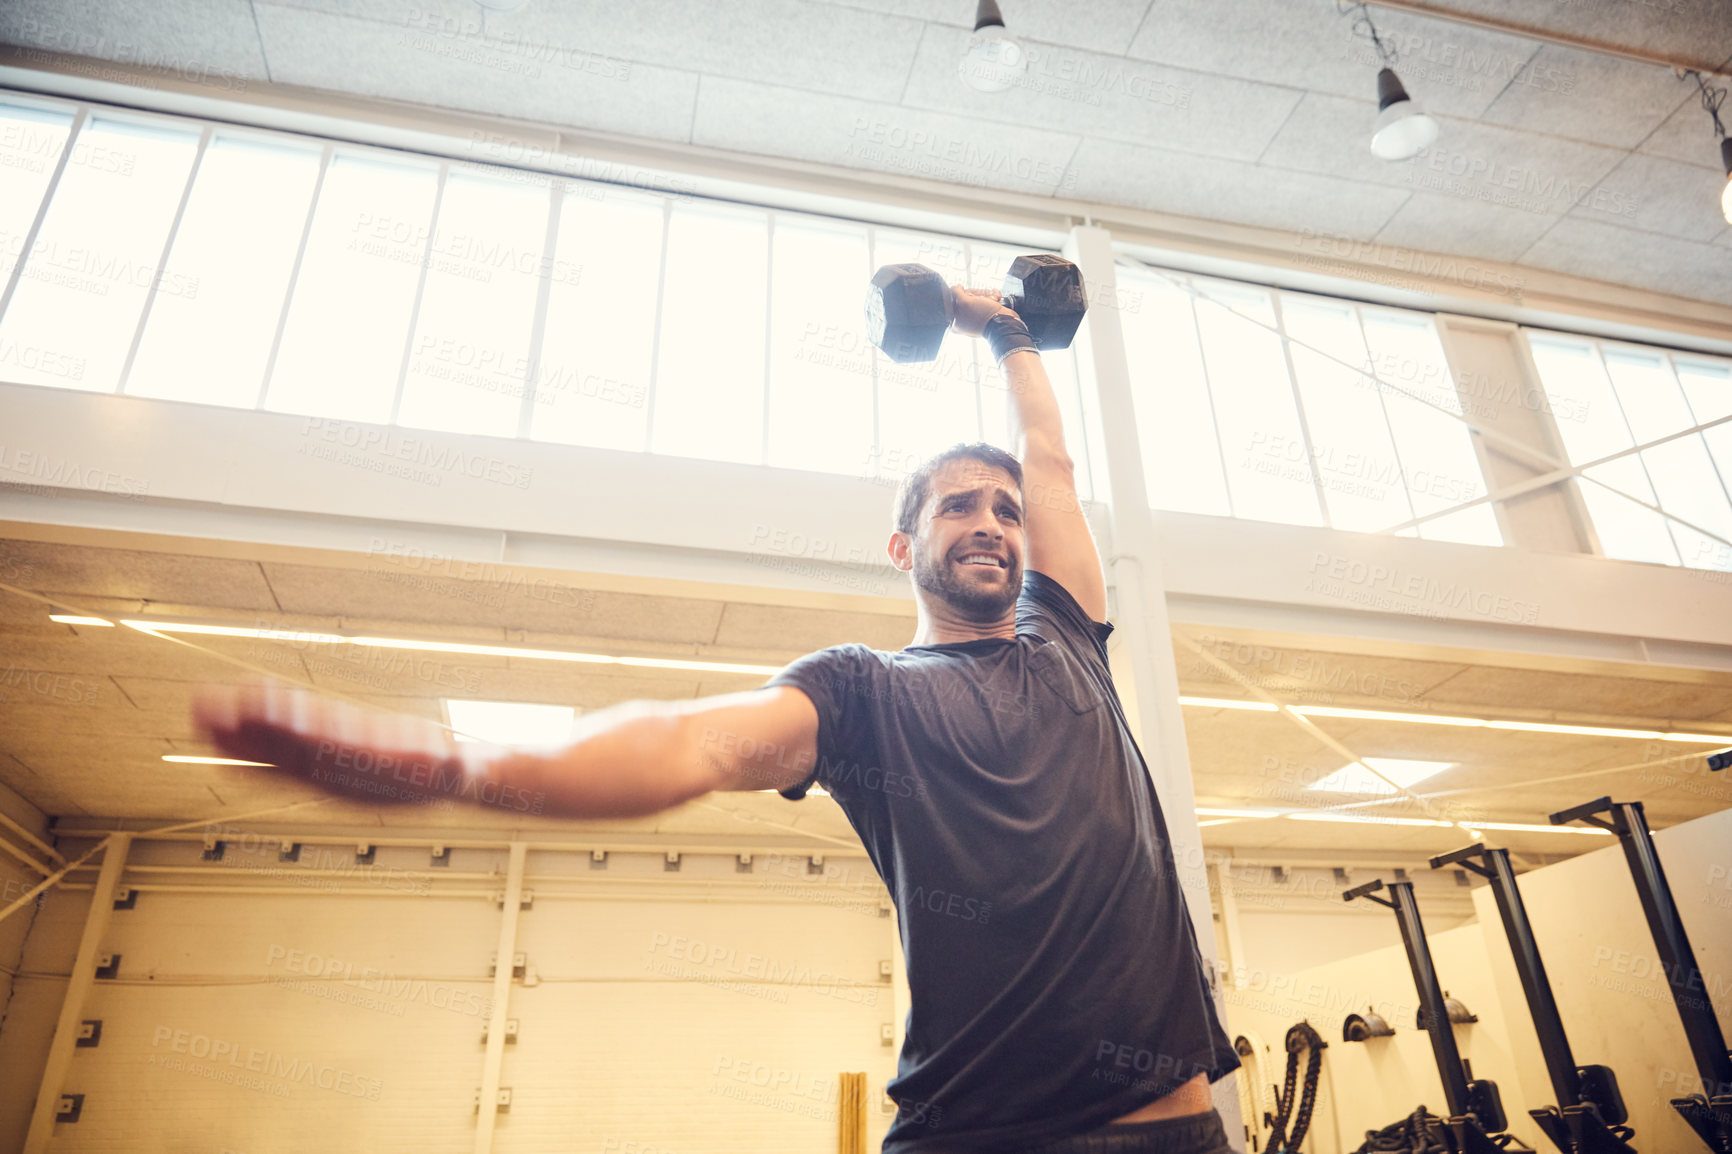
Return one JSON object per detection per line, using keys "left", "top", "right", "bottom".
{"left": 1678, "top": 70, "right": 1732, "bottom": 225}
{"left": 1720, "top": 138, "right": 1732, "bottom": 224}
{"left": 1371, "top": 67, "right": 1439, "bottom": 160}
{"left": 1340, "top": 3, "right": 1438, "bottom": 161}
{"left": 959, "top": 0, "right": 1027, "bottom": 93}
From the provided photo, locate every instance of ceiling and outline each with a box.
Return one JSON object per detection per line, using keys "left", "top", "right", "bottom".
{"left": 0, "top": 1, "right": 1729, "bottom": 309}
{"left": 3, "top": 531, "right": 1728, "bottom": 871}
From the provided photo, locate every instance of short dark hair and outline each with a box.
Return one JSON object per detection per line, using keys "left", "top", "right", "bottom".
{"left": 892, "top": 442, "right": 1024, "bottom": 538}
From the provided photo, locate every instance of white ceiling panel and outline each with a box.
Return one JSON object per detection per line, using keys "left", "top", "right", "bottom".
{"left": 1065, "top": 134, "right": 1411, "bottom": 236}
{"left": 0, "top": 0, "right": 270, "bottom": 84}
{"left": 1375, "top": 191, "right": 1563, "bottom": 264}
{"left": 1519, "top": 215, "right": 1732, "bottom": 306}
{"left": 483, "top": 0, "right": 926, "bottom": 105}
{"left": 1563, "top": 151, "right": 1732, "bottom": 244}
{"left": 1125, "top": 0, "right": 1535, "bottom": 119}
{"left": 254, "top": 2, "right": 701, "bottom": 144}
{"left": 1478, "top": 46, "right": 1695, "bottom": 150}
{"left": 691, "top": 74, "right": 1085, "bottom": 198}
{"left": 901, "top": 23, "right": 1303, "bottom": 163}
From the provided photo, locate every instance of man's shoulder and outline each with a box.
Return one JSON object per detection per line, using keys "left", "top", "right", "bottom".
{"left": 1019, "top": 571, "right": 1114, "bottom": 649}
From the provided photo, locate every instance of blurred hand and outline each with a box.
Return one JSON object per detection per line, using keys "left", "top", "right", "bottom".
{"left": 949, "top": 285, "right": 1017, "bottom": 337}
{"left": 192, "top": 683, "right": 493, "bottom": 812}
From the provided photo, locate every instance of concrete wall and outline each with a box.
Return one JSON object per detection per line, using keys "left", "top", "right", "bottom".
{"left": 1220, "top": 805, "right": 1732, "bottom": 1154}
{"left": 1, "top": 833, "right": 897, "bottom": 1152}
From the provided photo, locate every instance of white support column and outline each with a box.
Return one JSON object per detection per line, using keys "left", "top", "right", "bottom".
{"left": 475, "top": 840, "right": 527, "bottom": 1154}
{"left": 1212, "top": 860, "right": 1247, "bottom": 991}
{"left": 1063, "top": 225, "right": 1245, "bottom": 1150}
{"left": 23, "top": 833, "right": 132, "bottom": 1154}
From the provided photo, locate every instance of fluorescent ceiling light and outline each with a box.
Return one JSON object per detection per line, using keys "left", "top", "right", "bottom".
{"left": 1283, "top": 703, "right": 1729, "bottom": 745}
{"left": 163, "top": 755, "right": 274, "bottom": 766}
{"left": 122, "top": 620, "right": 348, "bottom": 644}
{"left": 110, "top": 617, "right": 783, "bottom": 676}
{"left": 50, "top": 615, "right": 115, "bottom": 626}
{"left": 1286, "top": 812, "right": 1456, "bottom": 828}
{"left": 1195, "top": 806, "right": 1286, "bottom": 818}
{"left": 1196, "top": 819, "right": 1237, "bottom": 827}
{"left": 446, "top": 700, "right": 576, "bottom": 747}
{"left": 1178, "top": 697, "right": 1280, "bottom": 712}
{"left": 1460, "top": 821, "right": 1611, "bottom": 836}
{"left": 1484, "top": 720, "right": 1659, "bottom": 739}
{"left": 1290, "top": 705, "right": 1486, "bottom": 727}
{"left": 1309, "top": 758, "right": 1454, "bottom": 796}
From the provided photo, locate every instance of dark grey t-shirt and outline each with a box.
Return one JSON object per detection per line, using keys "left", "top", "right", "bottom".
{"left": 765, "top": 570, "right": 1237, "bottom": 1153}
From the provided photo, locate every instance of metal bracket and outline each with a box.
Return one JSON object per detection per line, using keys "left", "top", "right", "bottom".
{"left": 56, "top": 1094, "right": 83, "bottom": 1123}
{"left": 480, "top": 1019, "right": 519, "bottom": 1044}
{"left": 430, "top": 845, "right": 451, "bottom": 867}
{"left": 112, "top": 886, "right": 136, "bottom": 910}
{"left": 488, "top": 952, "right": 526, "bottom": 979}
{"left": 94, "top": 953, "right": 120, "bottom": 980}
{"left": 493, "top": 889, "right": 533, "bottom": 910}
{"left": 664, "top": 851, "right": 681, "bottom": 872}
{"left": 76, "top": 1020, "right": 102, "bottom": 1048}
{"left": 472, "top": 1087, "right": 512, "bottom": 1113}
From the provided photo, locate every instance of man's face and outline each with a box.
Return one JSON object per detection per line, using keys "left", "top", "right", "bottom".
{"left": 902, "top": 459, "right": 1024, "bottom": 621}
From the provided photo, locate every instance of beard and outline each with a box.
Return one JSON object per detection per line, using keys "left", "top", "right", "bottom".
{"left": 911, "top": 541, "right": 1022, "bottom": 621}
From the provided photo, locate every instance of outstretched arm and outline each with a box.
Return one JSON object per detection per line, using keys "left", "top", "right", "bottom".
{"left": 952, "top": 287, "right": 1107, "bottom": 623}
{"left": 193, "top": 682, "right": 819, "bottom": 819}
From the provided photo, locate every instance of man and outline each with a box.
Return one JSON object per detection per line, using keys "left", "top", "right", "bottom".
{"left": 195, "top": 285, "right": 1239, "bottom": 1153}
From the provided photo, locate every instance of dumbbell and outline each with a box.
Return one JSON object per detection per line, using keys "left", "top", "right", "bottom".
{"left": 865, "top": 254, "right": 1088, "bottom": 364}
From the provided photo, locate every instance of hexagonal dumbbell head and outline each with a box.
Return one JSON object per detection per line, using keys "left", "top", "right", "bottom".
{"left": 1003, "top": 255, "right": 1088, "bottom": 351}
{"left": 866, "top": 263, "right": 955, "bottom": 363}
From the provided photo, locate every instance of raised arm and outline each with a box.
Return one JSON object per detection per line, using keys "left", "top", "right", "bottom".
{"left": 193, "top": 683, "right": 819, "bottom": 820}
{"left": 952, "top": 287, "right": 1108, "bottom": 623}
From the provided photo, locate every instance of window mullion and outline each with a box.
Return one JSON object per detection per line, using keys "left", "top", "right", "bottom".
{"left": 118, "top": 123, "right": 211, "bottom": 395}
{"left": 517, "top": 178, "right": 563, "bottom": 440}
{"left": 1588, "top": 340, "right": 1680, "bottom": 564}
{"left": 1185, "top": 284, "right": 1236, "bottom": 520}
{"left": 389, "top": 160, "right": 448, "bottom": 428}
{"left": 1350, "top": 303, "right": 1420, "bottom": 534}
{"left": 0, "top": 105, "right": 88, "bottom": 324}
{"left": 256, "top": 143, "right": 331, "bottom": 410}
{"left": 762, "top": 211, "right": 774, "bottom": 467}
{"left": 643, "top": 197, "right": 673, "bottom": 455}
{"left": 1268, "top": 290, "right": 1331, "bottom": 528}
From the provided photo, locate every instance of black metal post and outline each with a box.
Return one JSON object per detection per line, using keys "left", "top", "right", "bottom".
{"left": 1553, "top": 799, "right": 1732, "bottom": 1094}
{"left": 1433, "top": 843, "right": 1635, "bottom": 1153}
{"left": 1391, "top": 880, "right": 1474, "bottom": 1117}
{"left": 1553, "top": 796, "right": 1732, "bottom": 1151}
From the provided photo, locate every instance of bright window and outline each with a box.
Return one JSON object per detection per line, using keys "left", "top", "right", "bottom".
{"left": 530, "top": 185, "right": 661, "bottom": 451}
{"left": 396, "top": 170, "right": 551, "bottom": 439}
{"left": 126, "top": 136, "right": 322, "bottom": 407}
{"left": 1527, "top": 335, "right": 1732, "bottom": 570}
{"left": 652, "top": 202, "right": 769, "bottom": 465}
{"left": 0, "top": 117, "right": 199, "bottom": 392}
{"left": 265, "top": 154, "right": 439, "bottom": 423}
{"left": 0, "top": 104, "right": 74, "bottom": 286}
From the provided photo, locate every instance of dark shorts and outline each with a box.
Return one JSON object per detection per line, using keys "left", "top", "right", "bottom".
{"left": 1009, "top": 1109, "right": 1236, "bottom": 1154}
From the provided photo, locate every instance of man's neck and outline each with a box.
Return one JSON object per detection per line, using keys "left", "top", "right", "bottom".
{"left": 908, "top": 616, "right": 1016, "bottom": 647}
